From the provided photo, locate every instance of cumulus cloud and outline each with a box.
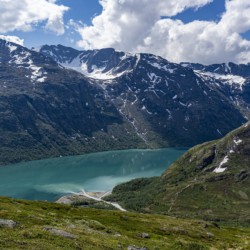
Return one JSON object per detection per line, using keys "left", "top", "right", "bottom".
{"left": 76, "top": 0, "right": 250, "bottom": 64}
{"left": 0, "top": 0, "right": 69, "bottom": 35}
{"left": 0, "top": 35, "right": 24, "bottom": 46}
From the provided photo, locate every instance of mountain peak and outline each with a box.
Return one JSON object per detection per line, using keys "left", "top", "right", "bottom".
{"left": 0, "top": 40, "right": 59, "bottom": 85}
{"left": 38, "top": 45, "right": 141, "bottom": 80}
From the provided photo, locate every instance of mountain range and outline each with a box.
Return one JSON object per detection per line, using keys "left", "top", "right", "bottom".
{"left": 0, "top": 39, "right": 249, "bottom": 165}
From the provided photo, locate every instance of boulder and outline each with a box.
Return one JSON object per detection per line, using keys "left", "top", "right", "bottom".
{"left": 0, "top": 219, "right": 17, "bottom": 228}
{"left": 138, "top": 232, "right": 150, "bottom": 239}
{"left": 127, "top": 246, "right": 148, "bottom": 250}
{"left": 44, "top": 226, "right": 77, "bottom": 239}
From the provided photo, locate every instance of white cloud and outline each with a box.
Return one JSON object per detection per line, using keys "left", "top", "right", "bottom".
{"left": 0, "top": 0, "right": 69, "bottom": 35}
{"left": 0, "top": 35, "right": 24, "bottom": 46}
{"left": 76, "top": 0, "right": 250, "bottom": 64}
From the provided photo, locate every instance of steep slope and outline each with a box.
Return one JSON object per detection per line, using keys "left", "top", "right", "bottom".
{"left": 0, "top": 39, "right": 145, "bottom": 165}
{"left": 39, "top": 45, "right": 246, "bottom": 147}
{"left": 107, "top": 122, "right": 250, "bottom": 224}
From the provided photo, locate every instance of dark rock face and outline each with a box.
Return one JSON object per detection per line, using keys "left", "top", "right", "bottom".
{"left": 198, "top": 146, "right": 216, "bottom": 170}
{"left": 235, "top": 170, "right": 249, "bottom": 182}
{"left": 0, "top": 39, "right": 249, "bottom": 165}
{"left": 104, "top": 55, "right": 245, "bottom": 146}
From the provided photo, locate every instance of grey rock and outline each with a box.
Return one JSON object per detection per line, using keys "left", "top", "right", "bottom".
{"left": 138, "top": 232, "right": 150, "bottom": 239}
{"left": 0, "top": 219, "right": 17, "bottom": 228}
{"left": 128, "top": 246, "right": 148, "bottom": 250}
{"left": 207, "top": 232, "right": 215, "bottom": 238}
{"left": 44, "top": 226, "right": 77, "bottom": 239}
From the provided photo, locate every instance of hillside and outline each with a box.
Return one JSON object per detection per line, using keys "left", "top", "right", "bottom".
{"left": 0, "top": 196, "right": 249, "bottom": 249}
{"left": 107, "top": 122, "right": 250, "bottom": 224}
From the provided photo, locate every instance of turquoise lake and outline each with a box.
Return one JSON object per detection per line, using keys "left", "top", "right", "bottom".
{"left": 0, "top": 148, "right": 186, "bottom": 201}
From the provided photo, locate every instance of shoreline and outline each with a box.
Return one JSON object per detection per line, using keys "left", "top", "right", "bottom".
{"left": 56, "top": 190, "right": 126, "bottom": 212}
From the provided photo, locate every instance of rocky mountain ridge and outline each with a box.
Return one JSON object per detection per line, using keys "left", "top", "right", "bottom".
{"left": 0, "top": 39, "right": 248, "bottom": 165}
{"left": 0, "top": 39, "right": 145, "bottom": 165}
{"left": 39, "top": 44, "right": 249, "bottom": 145}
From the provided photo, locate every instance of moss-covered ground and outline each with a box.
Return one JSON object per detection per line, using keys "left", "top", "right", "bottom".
{"left": 0, "top": 196, "right": 250, "bottom": 249}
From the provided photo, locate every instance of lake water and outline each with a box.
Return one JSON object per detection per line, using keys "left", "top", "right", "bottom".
{"left": 0, "top": 148, "right": 186, "bottom": 201}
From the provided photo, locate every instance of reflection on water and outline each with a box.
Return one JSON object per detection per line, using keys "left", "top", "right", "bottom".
{"left": 0, "top": 148, "right": 186, "bottom": 201}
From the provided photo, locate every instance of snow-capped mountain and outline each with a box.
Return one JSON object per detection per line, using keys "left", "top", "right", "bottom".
{"left": 39, "top": 44, "right": 248, "bottom": 144}
{"left": 0, "top": 39, "right": 57, "bottom": 85}
{"left": 181, "top": 62, "right": 250, "bottom": 93}
{"left": 39, "top": 45, "right": 140, "bottom": 80}
{"left": 181, "top": 62, "right": 250, "bottom": 119}
{"left": 181, "top": 61, "right": 250, "bottom": 77}
{"left": 0, "top": 39, "right": 248, "bottom": 165}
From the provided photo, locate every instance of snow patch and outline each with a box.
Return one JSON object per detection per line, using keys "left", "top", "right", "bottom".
{"left": 10, "top": 51, "right": 47, "bottom": 83}
{"left": 179, "top": 101, "right": 186, "bottom": 107}
{"left": 213, "top": 156, "right": 229, "bottom": 173}
{"left": 234, "top": 138, "right": 242, "bottom": 145}
{"left": 147, "top": 61, "right": 176, "bottom": 74}
{"left": 135, "top": 54, "right": 141, "bottom": 67}
{"left": 195, "top": 70, "right": 246, "bottom": 90}
{"left": 147, "top": 72, "right": 161, "bottom": 84}
{"left": 7, "top": 44, "right": 18, "bottom": 53}
{"left": 61, "top": 55, "right": 129, "bottom": 80}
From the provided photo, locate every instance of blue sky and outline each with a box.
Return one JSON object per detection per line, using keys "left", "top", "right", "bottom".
{"left": 175, "top": 1, "right": 250, "bottom": 41}
{"left": 1, "top": 0, "right": 250, "bottom": 64}
{"left": 6, "top": 0, "right": 102, "bottom": 48}
{"left": 174, "top": 1, "right": 225, "bottom": 23}
{"left": 6, "top": 0, "right": 238, "bottom": 48}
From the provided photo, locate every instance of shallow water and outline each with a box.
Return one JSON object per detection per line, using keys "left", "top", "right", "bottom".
{"left": 0, "top": 148, "right": 186, "bottom": 201}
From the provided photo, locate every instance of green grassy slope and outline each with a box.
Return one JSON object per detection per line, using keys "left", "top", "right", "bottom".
{"left": 107, "top": 122, "right": 250, "bottom": 224}
{"left": 0, "top": 196, "right": 250, "bottom": 249}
